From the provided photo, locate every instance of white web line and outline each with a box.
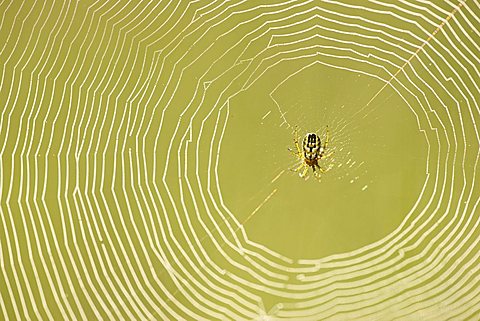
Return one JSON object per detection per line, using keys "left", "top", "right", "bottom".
{"left": 0, "top": 0, "right": 479, "bottom": 320}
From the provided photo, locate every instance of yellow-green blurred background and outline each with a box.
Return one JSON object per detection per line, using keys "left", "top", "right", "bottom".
{"left": 1, "top": 0, "right": 479, "bottom": 320}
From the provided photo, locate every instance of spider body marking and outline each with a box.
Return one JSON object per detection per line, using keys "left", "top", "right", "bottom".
{"left": 303, "top": 133, "right": 323, "bottom": 164}
{"left": 289, "top": 127, "right": 332, "bottom": 179}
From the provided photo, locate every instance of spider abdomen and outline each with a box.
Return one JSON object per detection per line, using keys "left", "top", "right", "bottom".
{"left": 290, "top": 127, "right": 330, "bottom": 179}
{"left": 303, "top": 133, "right": 321, "bottom": 160}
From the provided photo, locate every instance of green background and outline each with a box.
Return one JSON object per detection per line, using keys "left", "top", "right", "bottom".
{"left": 1, "top": 0, "right": 479, "bottom": 320}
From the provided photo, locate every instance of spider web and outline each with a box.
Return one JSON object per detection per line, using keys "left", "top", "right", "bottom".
{"left": 0, "top": 0, "right": 479, "bottom": 320}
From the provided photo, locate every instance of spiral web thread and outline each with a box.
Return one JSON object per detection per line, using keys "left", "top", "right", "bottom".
{"left": 0, "top": 0, "right": 479, "bottom": 320}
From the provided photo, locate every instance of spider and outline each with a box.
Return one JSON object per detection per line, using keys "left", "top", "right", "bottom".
{"left": 289, "top": 127, "right": 333, "bottom": 179}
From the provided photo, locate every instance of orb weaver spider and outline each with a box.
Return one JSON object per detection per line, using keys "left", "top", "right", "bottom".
{"left": 288, "top": 126, "right": 333, "bottom": 179}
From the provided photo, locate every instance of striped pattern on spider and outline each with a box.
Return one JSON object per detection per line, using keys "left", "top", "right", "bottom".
{"left": 289, "top": 127, "right": 333, "bottom": 179}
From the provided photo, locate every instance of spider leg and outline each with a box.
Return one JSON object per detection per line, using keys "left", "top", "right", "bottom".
{"left": 300, "top": 165, "right": 309, "bottom": 178}
{"left": 288, "top": 126, "right": 303, "bottom": 158}
{"left": 311, "top": 165, "right": 325, "bottom": 181}
{"left": 323, "top": 126, "right": 330, "bottom": 150}
{"left": 320, "top": 150, "right": 335, "bottom": 159}
{"left": 288, "top": 147, "right": 302, "bottom": 158}
{"left": 291, "top": 162, "right": 305, "bottom": 173}
{"left": 318, "top": 127, "right": 333, "bottom": 159}
{"left": 316, "top": 163, "right": 326, "bottom": 173}
{"left": 293, "top": 126, "right": 302, "bottom": 155}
